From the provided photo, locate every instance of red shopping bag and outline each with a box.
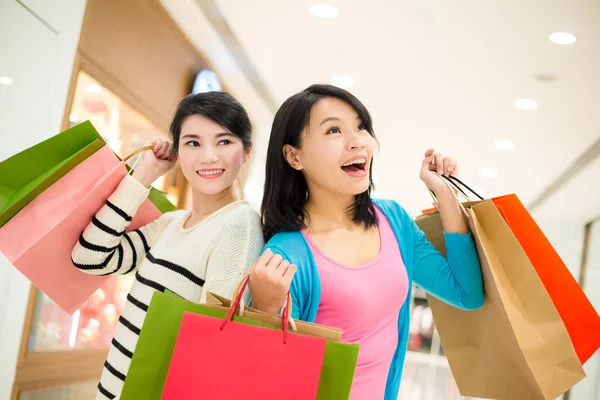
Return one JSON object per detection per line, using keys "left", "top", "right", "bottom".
{"left": 0, "top": 146, "right": 162, "bottom": 314}
{"left": 493, "top": 194, "right": 600, "bottom": 363}
{"left": 434, "top": 175, "right": 600, "bottom": 364}
{"left": 162, "top": 277, "right": 327, "bottom": 400}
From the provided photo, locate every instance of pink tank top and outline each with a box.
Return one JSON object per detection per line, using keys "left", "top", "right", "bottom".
{"left": 302, "top": 208, "right": 409, "bottom": 400}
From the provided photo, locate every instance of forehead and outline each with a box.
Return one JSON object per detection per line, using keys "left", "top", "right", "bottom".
{"left": 180, "top": 114, "right": 228, "bottom": 136}
{"left": 309, "top": 97, "right": 360, "bottom": 125}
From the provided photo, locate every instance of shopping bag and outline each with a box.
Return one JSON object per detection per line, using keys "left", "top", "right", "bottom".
{"left": 0, "top": 146, "right": 162, "bottom": 314}
{"left": 493, "top": 194, "right": 600, "bottom": 364}
{"left": 162, "top": 306, "right": 326, "bottom": 400}
{"left": 0, "top": 121, "right": 104, "bottom": 227}
{"left": 416, "top": 199, "right": 586, "bottom": 400}
{"left": 430, "top": 175, "right": 600, "bottom": 364}
{"left": 121, "top": 288, "right": 360, "bottom": 399}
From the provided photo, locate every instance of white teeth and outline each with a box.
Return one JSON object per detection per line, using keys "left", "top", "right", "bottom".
{"left": 342, "top": 158, "right": 366, "bottom": 167}
{"left": 198, "top": 169, "right": 224, "bottom": 176}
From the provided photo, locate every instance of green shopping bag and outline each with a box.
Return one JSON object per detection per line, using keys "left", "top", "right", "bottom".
{"left": 0, "top": 121, "right": 105, "bottom": 227}
{"left": 0, "top": 121, "right": 176, "bottom": 227}
{"left": 121, "top": 291, "right": 359, "bottom": 400}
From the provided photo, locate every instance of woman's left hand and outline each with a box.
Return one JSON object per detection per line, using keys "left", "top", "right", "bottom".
{"left": 419, "top": 148, "right": 458, "bottom": 193}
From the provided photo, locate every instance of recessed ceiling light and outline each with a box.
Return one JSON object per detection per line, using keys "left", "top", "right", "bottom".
{"left": 69, "top": 113, "right": 80, "bottom": 123}
{"left": 330, "top": 74, "right": 354, "bottom": 88}
{"left": 86, "top": 84, "right": 102, "bottom": 93}
{"left": 480, "top": 167, "right": 498, "bottom": 179}
{"left": 549, "top": 32, "right": 576, "bottom": 45}
{"left": 309, "top": 4, "right": 339, "bottom": 18}
{"left": 494, "top": 139, "right": 515, "bottom": 151}
{"left": 515, "top": 98, "right": 538, "bottom": 111}
{"left": 0, "top": 76, "right": 13, "bottom": 85}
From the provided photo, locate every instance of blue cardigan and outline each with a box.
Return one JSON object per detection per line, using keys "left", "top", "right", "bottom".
{"left": 264, "top": 199, "right": 484, "bottom": 400}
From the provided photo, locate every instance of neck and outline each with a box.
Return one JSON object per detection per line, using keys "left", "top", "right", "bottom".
{"left": 189, "top": 185, "right": 239, "bottom": 221}
{"left": 304, "top": 185, "right": 356, "bottom": 233}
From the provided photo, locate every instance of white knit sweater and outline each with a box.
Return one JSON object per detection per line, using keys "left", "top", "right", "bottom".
{"left": 71, "top": 175, "right": 264, "bottom": 400}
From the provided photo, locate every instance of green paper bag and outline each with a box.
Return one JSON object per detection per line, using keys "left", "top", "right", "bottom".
{"left": 121, "top": 291, "right": 359, "bottom": 400}
{"left": 0, "top": 121, "right": 176, "bottom": 225}
{"left": 0, "top": 121, "right": 105, "bottom": 227}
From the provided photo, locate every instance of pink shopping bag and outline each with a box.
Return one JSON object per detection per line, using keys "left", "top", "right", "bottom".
{"left": 0, "top": 146, "right": 161, "bottom": 314}
{"left": 161, "top": 277, "right": 327, "bottom": 400}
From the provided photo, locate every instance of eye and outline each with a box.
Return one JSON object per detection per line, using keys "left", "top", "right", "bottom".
{"left": 326, "top": 126, "right": 341, "bottom": 134}
{"left": 218, "top": 139, "right": 232, "bottom": 146}
{"left": 358, "top": 123, "right": 367, "bottom": 131}
{"left": 186, "top": 140, "right": 200, "bottom": 147}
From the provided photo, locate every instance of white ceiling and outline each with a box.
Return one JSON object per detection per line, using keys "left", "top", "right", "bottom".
{"left": 163, "top": 0, "right": 600, "bottom": 221}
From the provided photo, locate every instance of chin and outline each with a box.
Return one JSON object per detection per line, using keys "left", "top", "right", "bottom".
{"left": 341, "top": 182, "right": 371, "bottom": 196}
{"left": 190, "top": 180, "right": 233, "bottom": 196}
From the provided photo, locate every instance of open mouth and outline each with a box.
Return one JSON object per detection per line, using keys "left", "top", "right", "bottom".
{"left": 341, "top": 158, "right": 367, "bottom": 174}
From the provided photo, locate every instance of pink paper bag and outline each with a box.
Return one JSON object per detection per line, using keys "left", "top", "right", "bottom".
{"left": 162, "top": 311, "right": 327, "bottom": 400}
{"left": 0, "top": 146, "right": 161, "bottom": 314}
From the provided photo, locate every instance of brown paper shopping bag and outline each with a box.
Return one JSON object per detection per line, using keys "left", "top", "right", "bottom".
{"left": 416, "top": 200, "right": 586, "bottom": 400}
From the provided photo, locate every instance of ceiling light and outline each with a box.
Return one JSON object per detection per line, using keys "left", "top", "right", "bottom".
{"left": 0, "top": 76, "right": 13, "bottom": 85}
{"left": 86, "top": 84, "right": 102, "bottom": 93}
{"left": 515, "top": 99, "right": 538, "bottom": 110}
{"left": 480, "top": 167, "right": 498, "bottom": 179}
{"left": 330, "top": 74, "right": 354, "bottom": 88}
{"left": 494, "top": 139, "right": 515, "bottom": 151}
{"left": 549, "top": 32, "right": 576, "bottom": 45}
{"left": 309, "top": 4, "right": 339, "bottom": 18}
{"left": 69, "top": 113, "right": 80, "bottom": 123}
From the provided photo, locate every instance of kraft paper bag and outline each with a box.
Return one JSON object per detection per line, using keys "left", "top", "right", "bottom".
{"left": 416, "top": 200, "right": 586, "bottom": 400}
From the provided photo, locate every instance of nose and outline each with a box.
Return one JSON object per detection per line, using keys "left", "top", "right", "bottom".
{"left": 200, "top": 145, "right": 219, "bottom": 163}
{"left": 345, "top": 130, "right": 367, "bottom": 151}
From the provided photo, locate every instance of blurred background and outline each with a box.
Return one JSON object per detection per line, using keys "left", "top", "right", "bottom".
{"left": 0, "top": 0, "right": 598, "bottom": 399}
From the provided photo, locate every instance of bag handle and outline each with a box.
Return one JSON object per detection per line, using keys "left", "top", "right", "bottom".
{"left": 443, "top": 175, "right": 484, "bottom": 200}
{"left": 123, "top": 145, "right": 154, "bottom": 162}
{"left": 220, "top": 274, "right": 295, "bottom": 344}
{"left": 427, "top": 175, "right": 470, "bottom": 217}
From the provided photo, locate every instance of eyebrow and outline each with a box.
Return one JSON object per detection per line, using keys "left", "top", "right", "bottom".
{"left": 319, "top": 116, "right": 362, "bottom": 127}
{"left": 180, "top": 132, "right": 234, "bottom": 140}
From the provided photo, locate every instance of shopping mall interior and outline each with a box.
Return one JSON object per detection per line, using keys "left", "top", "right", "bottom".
{"left": 0, "top": 0, "right": 598, "bottom": 399}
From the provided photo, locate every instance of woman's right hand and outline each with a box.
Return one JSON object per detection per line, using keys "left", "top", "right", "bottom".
{"left": 249, "top": 249, "right": 297, "bottom": 315}
{"left": 132, "top": 139, "right": 177, "bottom": 187}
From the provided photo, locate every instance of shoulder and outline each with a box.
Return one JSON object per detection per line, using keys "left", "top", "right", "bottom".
{"left": 265, "top": 231, "right": 306, "bottom": 258}
{"left": 372, "top": 198, "right": 417, "bottom": 240}
{"left": 215, "top": 201, "right": 263, "bottom": 238}
{"left": 372, "top": 198, "right": 412, "bottom": 222}
{"left": 149, "top": 209, "right": 183, "bottom": 226}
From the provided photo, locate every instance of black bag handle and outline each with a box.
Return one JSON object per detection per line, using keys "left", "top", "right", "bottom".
{"left": 443, "top": 175, "right": 485, "bottom": 200}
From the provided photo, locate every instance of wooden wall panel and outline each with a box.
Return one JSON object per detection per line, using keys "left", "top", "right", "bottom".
{"left": 78, "top": 0, "right": 208, "bottom": 130}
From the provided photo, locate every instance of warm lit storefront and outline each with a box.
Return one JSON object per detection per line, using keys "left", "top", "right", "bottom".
{"left": 11, "top": 0, "right": 222, "bottom": 397}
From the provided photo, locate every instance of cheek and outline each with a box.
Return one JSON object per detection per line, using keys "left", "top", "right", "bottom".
{"left": 177, "top": 149, "right": 194, "bottom": 171}
{"left": 302, "top": 141, "right": 342, "bottom": 175}
{"left": 221, "top": 147, "right": 244, "bottom": 169}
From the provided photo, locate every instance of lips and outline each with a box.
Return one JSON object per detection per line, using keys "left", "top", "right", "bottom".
{"left": 197, "top": 169, "right": 225, "bottom": 179}
{"left": 340, "top": 157, "right": 367, "bottom": 174}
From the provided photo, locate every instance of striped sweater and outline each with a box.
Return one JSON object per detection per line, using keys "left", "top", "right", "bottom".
{"left": 71, "top": 175, "right": 264, "bottom": 400}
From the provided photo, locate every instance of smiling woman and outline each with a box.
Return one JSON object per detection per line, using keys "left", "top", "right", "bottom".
{"left": 69, "top": 91, "right": 271, "bottom": 399}
{"left": 250, "top": 84, "right": 483, "bottom": 400}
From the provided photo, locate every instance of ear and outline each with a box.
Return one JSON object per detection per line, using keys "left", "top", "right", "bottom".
{"left": 283, "top": 144, "right": 303, "bottom": 170}
{"left": 242, "top": 145, "right": 252, "bottom": 164}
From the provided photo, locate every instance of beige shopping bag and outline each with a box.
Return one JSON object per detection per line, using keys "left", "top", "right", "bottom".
{"left": 416, "top": 200, "right": 585, "bottom": 400}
